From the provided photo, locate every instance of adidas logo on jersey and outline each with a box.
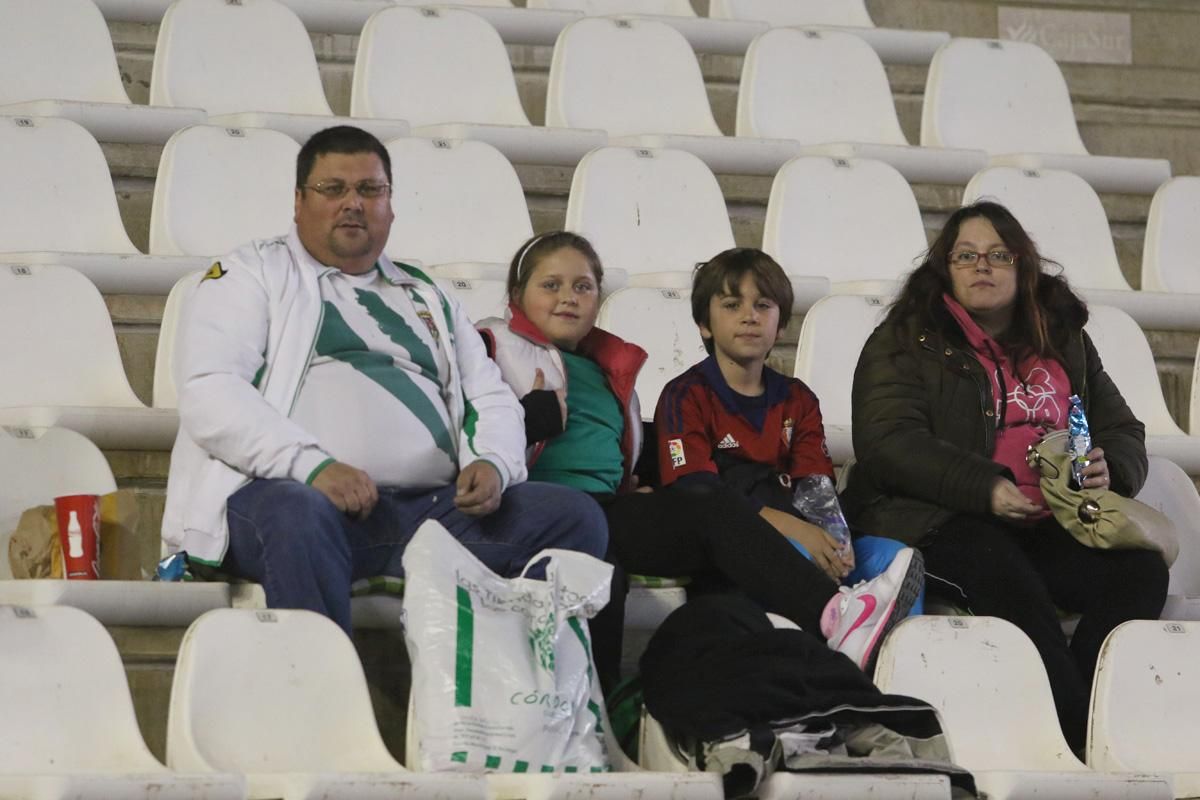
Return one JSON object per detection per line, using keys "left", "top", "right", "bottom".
{"left": 716, "top": 433, "right": 740, "bottom": 450}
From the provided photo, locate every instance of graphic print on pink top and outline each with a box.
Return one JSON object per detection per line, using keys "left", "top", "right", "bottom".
{"left": 944, "top": 294, "right": 1070, "bottom": 516}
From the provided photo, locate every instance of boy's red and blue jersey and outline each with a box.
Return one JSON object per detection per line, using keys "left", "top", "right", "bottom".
{"left": 655, "top": 355, "right": 833, "bottom": 487}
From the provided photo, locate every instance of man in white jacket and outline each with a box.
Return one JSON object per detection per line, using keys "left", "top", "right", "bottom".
{"left": 163, "top": 126, "right": 607, "bottom": 632}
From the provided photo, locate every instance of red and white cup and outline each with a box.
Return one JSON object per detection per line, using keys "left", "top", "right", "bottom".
{"left": 54, "top": 494, "right": 101, "bottom": 580}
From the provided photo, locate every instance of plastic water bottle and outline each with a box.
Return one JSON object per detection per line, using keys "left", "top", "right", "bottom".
{"left": 791, "top": 475, "right": 853, "bottom": 559}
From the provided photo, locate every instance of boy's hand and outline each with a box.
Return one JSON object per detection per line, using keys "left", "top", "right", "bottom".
{"left": 760, "top": 507, "right": 851, "bottom": 583}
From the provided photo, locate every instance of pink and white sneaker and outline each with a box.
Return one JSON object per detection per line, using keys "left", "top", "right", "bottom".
{"left": 820, "top": 547, "right": 924, "bottom": 674}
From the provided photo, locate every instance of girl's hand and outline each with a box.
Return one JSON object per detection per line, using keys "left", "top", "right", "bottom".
{"left": 533, "top": 368, "right": 567, "bottom": 429}
{"left": 761, "top": 507, "right": 849, "bottom": 582}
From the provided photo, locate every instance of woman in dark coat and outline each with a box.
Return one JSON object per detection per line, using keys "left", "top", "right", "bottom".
{"left": 842, "top": 201, "right": 1168, "bottom": 750}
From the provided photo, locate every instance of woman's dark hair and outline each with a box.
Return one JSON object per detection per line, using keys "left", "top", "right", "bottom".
{"left": 691, "top": 248, "right": 794, "bottom": 355}
{"left": 886, "top": 201, "right": 1086, "bottom": 364}
{"left": 506, "top": 231, "right": 604, "bottom": 301}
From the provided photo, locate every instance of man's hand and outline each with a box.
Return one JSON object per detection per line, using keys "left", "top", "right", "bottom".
{"left": 456, "top": 461, "right": 503, "bottom": 517}
{"left": 532, "top": 368, "right": 568, "bottom": 430}
{"left": 311, "top": 461, "right": 378, "bottom": 520}
{"left": 990, "top": 477, "right": 1041, "bottom": 522}
{"left": 760, "top": 507, "right": 851, "bottom": 582}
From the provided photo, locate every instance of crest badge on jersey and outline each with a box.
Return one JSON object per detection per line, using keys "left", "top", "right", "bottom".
{"left": 668, "top": 438, "right": 686, "bottom": 469}
{"left": 201, "top": 261, "right": 226, "bottom": 282}
{"left": 416, "top": 309, "right": 441, "bottom": 341}
{"left": 782, "top": 417, "right": 794, "bottom": 445}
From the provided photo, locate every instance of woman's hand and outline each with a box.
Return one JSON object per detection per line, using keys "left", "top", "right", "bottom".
{"left": 990, "top": 477, "right": 1041, "bottom": 522}
{"left": 532, "top": 368, "right": 567, "bottom": 429}
{"left": 1079, "top": 447, "right": 1110, "bottom": 491}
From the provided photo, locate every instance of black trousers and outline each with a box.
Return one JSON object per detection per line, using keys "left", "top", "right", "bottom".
{"left": 585, "top": 482, "right": 842, "bottom": 694}
{"left": 920, "top": 514, "right": 1168, "bottom": 751}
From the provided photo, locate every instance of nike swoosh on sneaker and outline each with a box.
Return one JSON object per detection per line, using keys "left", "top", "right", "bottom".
{"left": 834, "top": 594, "right": 877, "bottom": 650}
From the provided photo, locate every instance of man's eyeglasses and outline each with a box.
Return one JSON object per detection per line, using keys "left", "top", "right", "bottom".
{"left": 300, "top": 180, "right": 392, "bottom": 200}
{"left": 949, "top": 249, "right": 1018, "bottom": 269}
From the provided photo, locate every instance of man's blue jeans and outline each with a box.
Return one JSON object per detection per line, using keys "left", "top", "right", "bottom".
{"left": 224, "top": 478, "right": 609, "bottom": 634}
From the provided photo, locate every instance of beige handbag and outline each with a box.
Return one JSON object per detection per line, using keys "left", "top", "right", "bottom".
{"left": 1026, "top": 430, "right": 1178, "bottom": 565}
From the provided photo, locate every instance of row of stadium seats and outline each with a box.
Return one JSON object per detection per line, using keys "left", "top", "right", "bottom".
{"left": 3, "top": 604, "right": 1198, "bottom": 799}
{"left": 1, "top": 0, "right": 1171, "bottom": 191}
{"left": 1, "top": 114, "right": 1196, "bottom": 327}
{"left": 88, "top": 0, "right": 949, "bottom": 59}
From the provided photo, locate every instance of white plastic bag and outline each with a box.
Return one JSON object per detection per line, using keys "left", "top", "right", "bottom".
{"left": 402, "top": 520, "right": 613, "bottom": 774}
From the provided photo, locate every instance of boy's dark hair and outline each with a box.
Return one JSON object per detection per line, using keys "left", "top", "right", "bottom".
{"left": 296, "top": 126, "right": 392, "bottom": 188}
{"left": 505, "top": 231, "right": 604, "bottom": 301}
{"left": 691, "top": 248, "right": 793, "bottom": 354}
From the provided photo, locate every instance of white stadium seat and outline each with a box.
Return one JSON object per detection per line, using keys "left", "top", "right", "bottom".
{"left": 169, "top": 608, "right": 486, "bottom": 800}
{"left": 528, "top": 0, "right": 767, "bottom": 55}
{"left": 1084, "top": 305, "right": 1200, "bottom": 474}
{"left": 352, "top": 7, "right": 604, "bottom": 166}
{"left": 384, "top": 137, "right": 533, "bottom": 272}
{"left": 1134, "top": 456, "right": 1200, "bottom": 620}
{"left": 546, "top": 18, "right": 806, "bottom": 176}
{"left": 566, "top": 146, "right": 827, "bottom": 306}
{"left": 149, "top": 0, "right": 409, "bottom": 143}
{"left": 737, "top": 29, "right": 985, "bottom": 184}
{"left": 596, "top": 287, "right": 708, "bottom": 421}
{"left": 793, "top": 294, "right": 890, "bottom": 464}
{"left": 964, "top": 166, "right": 1200, "bottom": 330}
{"left": 150, "top": 125, "right": 299, "bottom": 257}
{"left": 708, "top": 0, "right": 950, "bottom": 65}
{"left": 764, "top": 157, "right": 927, "bottom": 295}
{"left": 1142, "top": 176, "right": 1200, "bottom": 294}
{"left": 1088, "top": 620, "right": 1200, "bottom": 796}
{"left": 0, "top": 0, "right": 203, "bottom": 144}
{"left": 393, "top": 0, "right": 584, "bottom": 48}
{"left": 924, "top": 39, "right": 1171, "bottom": 195}
{"left": 434, "top": 275, "right": 511, "bottom": 325}
{"left": 0, "top": 605, "right": 245, "bottom": 800}
{"left": 153, "top": 271, "right": 204, "bottom": 410}
{"left": 874, "top": 615, "right": 1172, "bottom": 800}
{"left": 0, "top": 116, "right": 206, "bottom": 293}
{"left": 0, "top": 264, "right": 179, "bottom": 450}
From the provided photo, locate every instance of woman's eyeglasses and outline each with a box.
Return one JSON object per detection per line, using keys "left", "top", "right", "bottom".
{"left": 949, "top": 249, "right": 1018, "bottom": 269}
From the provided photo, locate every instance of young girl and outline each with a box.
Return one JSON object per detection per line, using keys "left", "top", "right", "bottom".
{"left": 477, "top": 232, "right": 924, "bottom": 684}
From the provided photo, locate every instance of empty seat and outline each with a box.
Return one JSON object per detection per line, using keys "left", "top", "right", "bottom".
{"left": 528, "top": 0, "right": 767, "bottom": 55}
{"left": 1084, "top": 305, "right": 1200, "bottom": 474}
{"left": 924, "top": 39, "right": 1171, "bottom": 195}
{"left": 0, "top": 0, "right": 204, "bottom": 144}
{"left": 0, "top": 116, "right": 206, "bottom": 293}
{"left": 964, "top": 166, "right": 1200, "bottom": 330}
{"left": 384, "top": 137, "right": 533, "bottom": 271}
{"left": 168, "top": 608, "right": 485, "bottom": 800}
{"left": 737, "top": 29, "right": 985, "bottom": 184}
{"left": 764, "top": 157, "right": 927, "bottom": 294}
{"left": 150, "top": 125, "right": 299, "bottom": 257}
{"left": 874, "top": 615, "right": 1172, "bottom": 800}
{"left": 546, "top": 17, "right": 806, "bottom": 175}
{"left": 1135, "top": 456, "right": 1200, "bottom": 620}
{"left": 709, "top": 0, "right": 950, "bottom": 65}
{"left": 793, "top": 293, "right": 890, "bottom": 464}
{"left": 566, "top": 146, "right": 828, "bottom": 306}
{"left": 0, "top": 264, "right": 179, "bottom": 450}
{"left": 597, "top": 287, "right": 708, "bottom": 420}
{"left": 1088, "top": 621, "right": 1200, "bottom": 796}
{"left": 149, "top": 0, "right": 409, "bottom": 143}
{"left": 434, "top": 274, "right": 510, "bottom": 324}
{"left": 1142, "top": 176, "right": 1200, "bottom": 295}
{"left": 153, "top": 271, "right": 204, "bottom": 410}
{"left": 352, "top": 7, "right": 604, "bottom": 166}
{"left": 0, "top": 605, "right": 245, "bottom": 800}
{"left": 393, "top": 0, "right": 583, "bottom": 48}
